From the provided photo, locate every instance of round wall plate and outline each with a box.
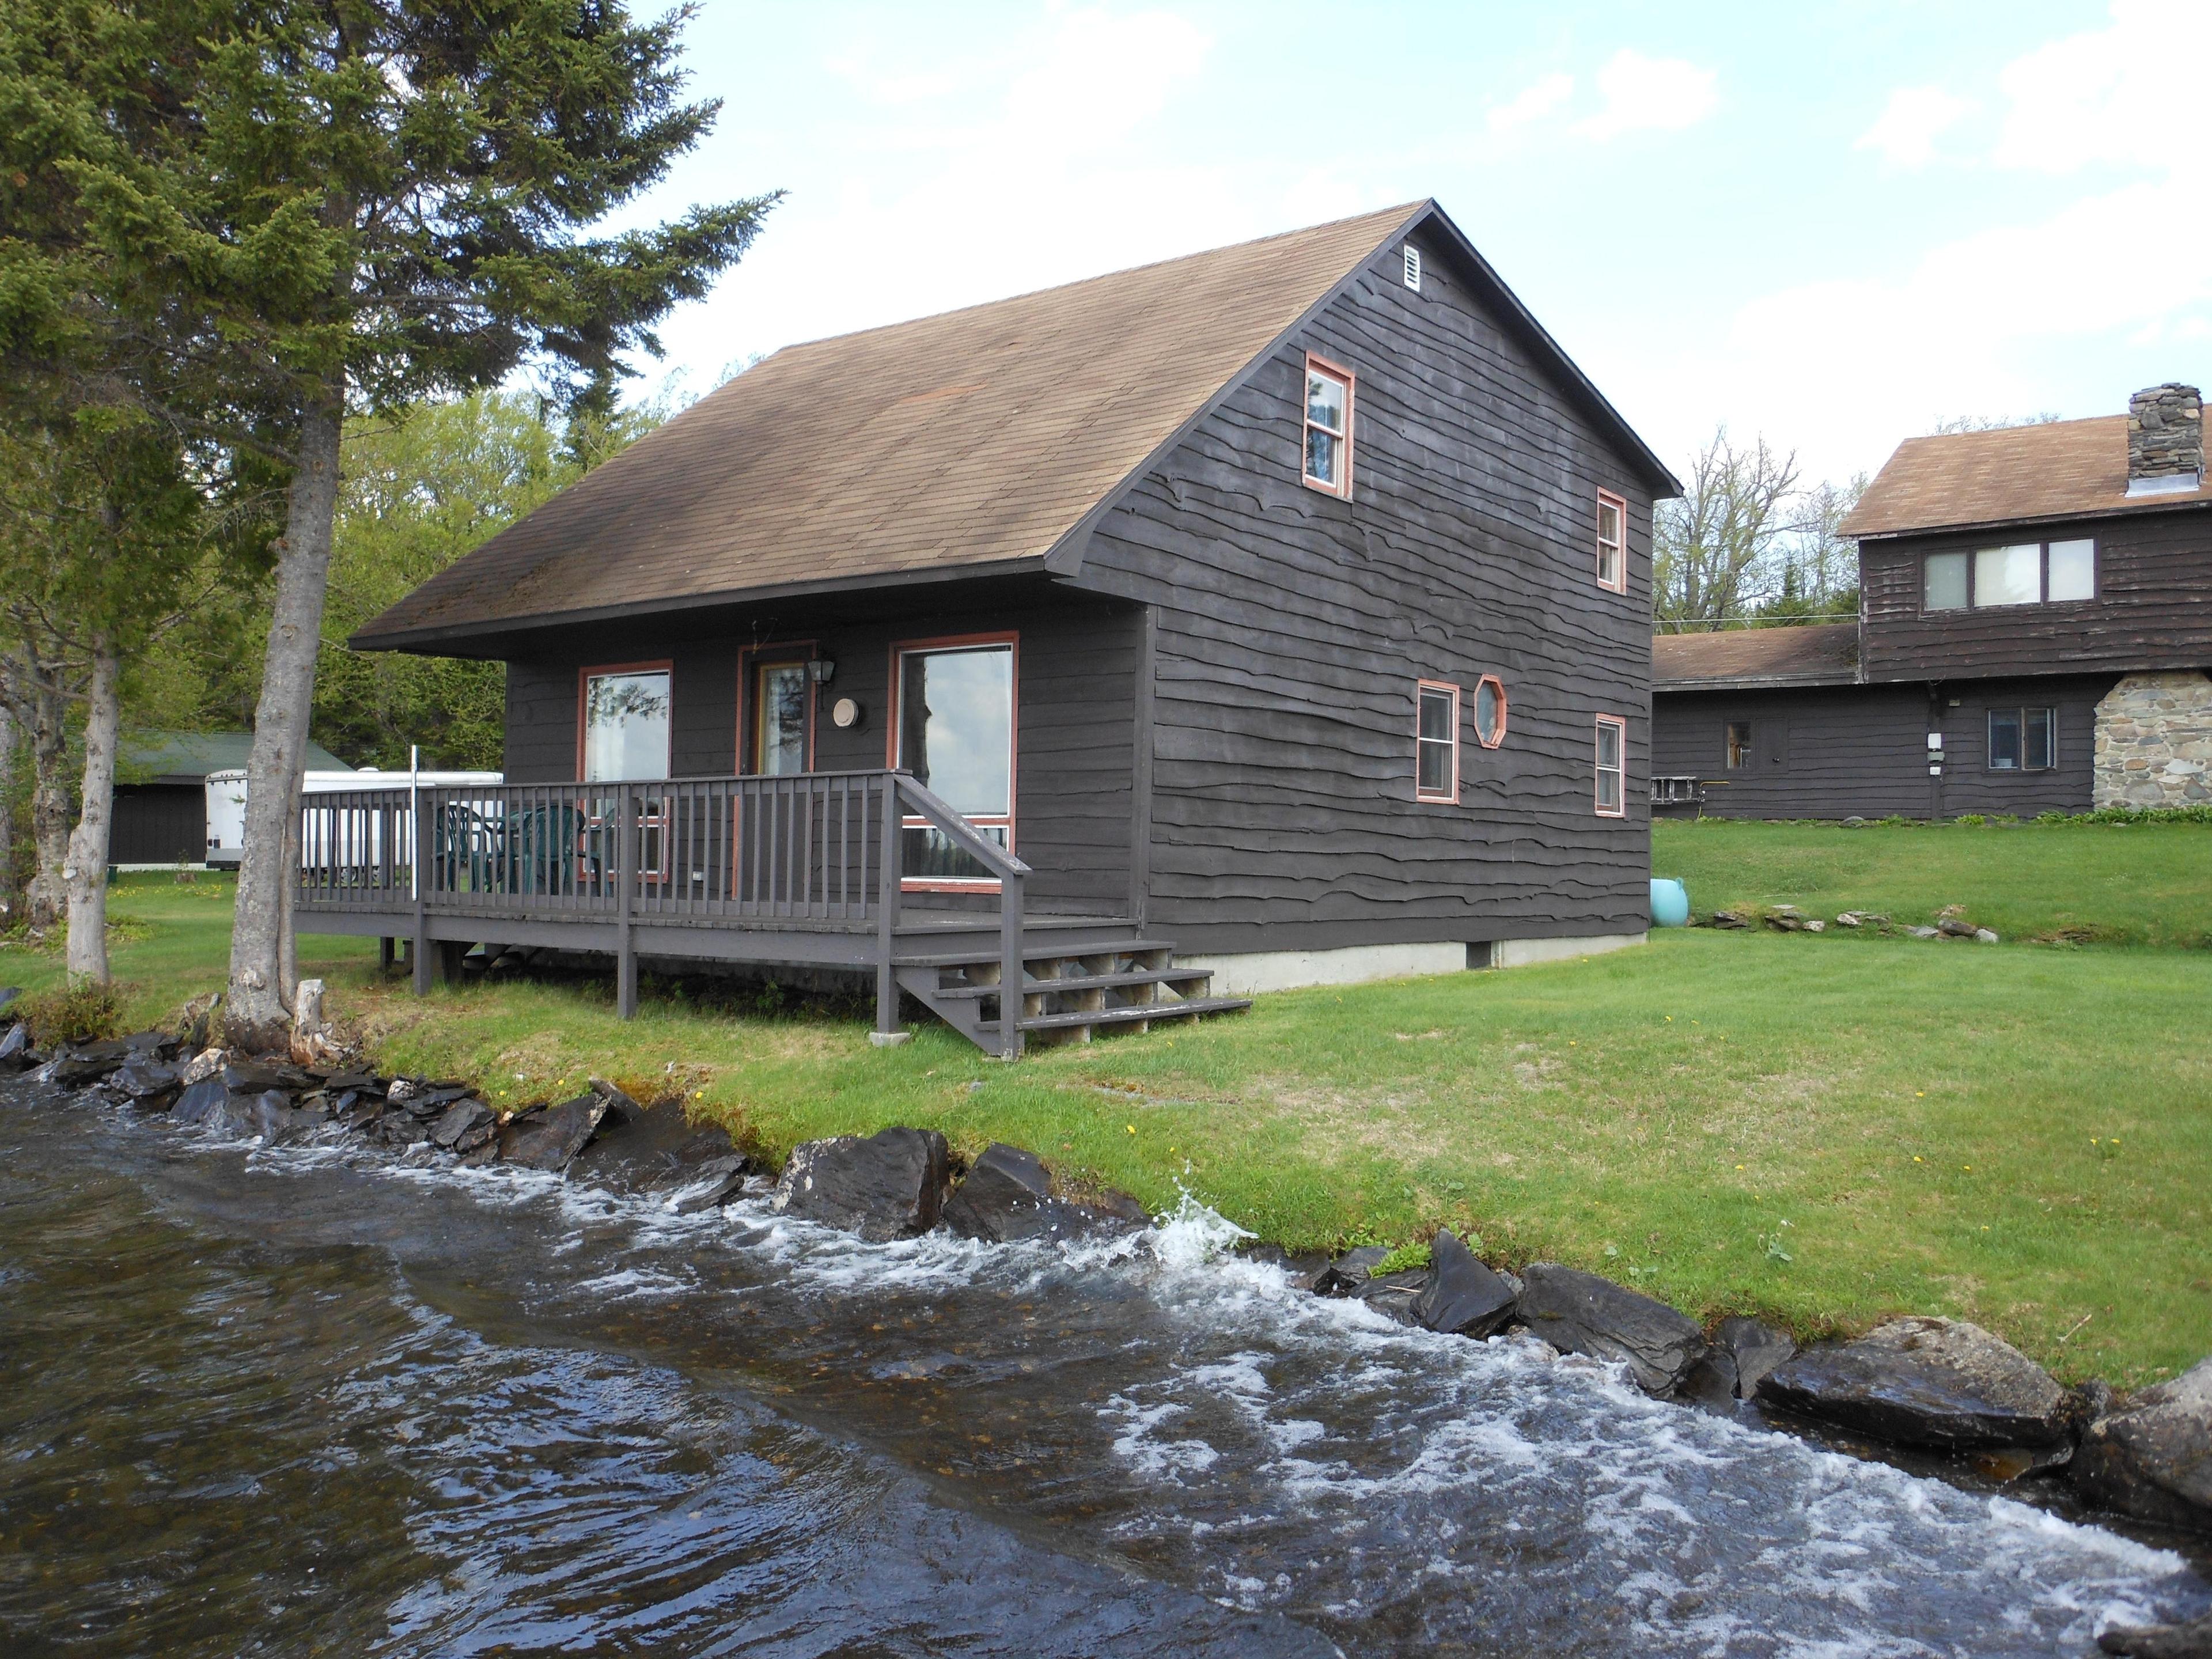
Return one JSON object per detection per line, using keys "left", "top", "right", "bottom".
{"left": 831, "top": 696, "right": 863, "bottom": 730}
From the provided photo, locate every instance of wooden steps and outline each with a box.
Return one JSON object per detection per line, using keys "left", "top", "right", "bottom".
{"left": 894, "top": 940, "right": 1249, "bottom": 1055}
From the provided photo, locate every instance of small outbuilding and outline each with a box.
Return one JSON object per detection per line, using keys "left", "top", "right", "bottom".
{"left": 115, "top": 732, "right": 353, "bottom": 869}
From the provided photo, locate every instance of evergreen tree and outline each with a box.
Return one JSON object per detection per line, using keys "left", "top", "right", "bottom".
{"left": 0, "top": 0, "right": 776, "bottom": 1044}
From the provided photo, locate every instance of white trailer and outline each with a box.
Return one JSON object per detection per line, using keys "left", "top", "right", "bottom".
{"left": 204, "top": 767, "right": 503, "bottom": 868}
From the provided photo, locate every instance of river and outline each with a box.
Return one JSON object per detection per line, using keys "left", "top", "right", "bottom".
{"left": 2, "top": 1080, "right": 2204, "bottom": 1657}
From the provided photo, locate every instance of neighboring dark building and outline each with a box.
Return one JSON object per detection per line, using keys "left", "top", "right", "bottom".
{"left": 1654, "top": 384, "right": 2212, "bottom": 819}
{"left": 334, "top": 201, "right": 1679, "bottom": 1052}
{"left": 115, "top": 732, "right": 351, "bottom": 868}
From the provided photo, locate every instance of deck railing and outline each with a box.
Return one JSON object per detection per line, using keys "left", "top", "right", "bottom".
{"left": 298, "top": 770, "right": 1032, "bottom": 1051}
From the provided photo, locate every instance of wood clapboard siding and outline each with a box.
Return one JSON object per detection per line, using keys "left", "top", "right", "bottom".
{"left": 1652, "top": 676, "right": 2113, "bottom": 819}
{"left": 498, "top": 586, "right": 1139, "bottom": 913}
{"left": 111, "top": 785, "right": 207, "bottom": 865}
{"left": 1933, "top": 675, "right": 2110, "bottom": 817}
{"left": 1654, "top": 687, "right": 1935, "bottom": 820}
{"left": 1861, "top": 506, "right": 2212, "bottom": 683}
{"left": 1078, "top": 230, "right": 1654, "bottom": 955}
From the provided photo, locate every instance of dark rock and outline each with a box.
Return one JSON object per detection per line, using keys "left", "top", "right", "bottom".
{"left": 2073, "top": 1358, "right": 2212, "bottom": 1533}
{"left": 120, "top": 1029, "right": 173, "bottom": 1056}
{"left": 942, "top": 1142, "right": 1050, "bottom": 1240}
{"left": 1968, "top": 1443, "right": 2073, "bottom": 1482}
{"left": 323, "top": 1071, "right": 380, "bottom": 1093}
{"left": 377, "top": 1112, "right": 430, "bottom": 1148}
{"left": 2069, "top": 1378, "right": 2120, "bottom": 1438}
{"left": 2097, "top": 1611, "right": 2212, "bottom": 1657}
{"left": 37, "top": 1042, "right": 132, "bottom": 1087}
{"left": 1517, "top": 1263, "right": 1709, "bottom": 1396}
{"left": 109, "top": 1059, "right": 179, "bottom": 1106}
{"left": 456, "top": 1141, "right": 501, "bottom": 1169}
{"left": 1313, "top": 1246, "right": 1391, "bottom": 1296}
{"left": 429, "top": 1099, "right": 495, "bottom": 1151}
{"left": 172, "top": 1077, "right": 226, "bottom": 1124}
{"left": 1677, "top": 1347, "right": 1741, "bottom": 1414}
{"left": 568, "top": 1101, "right": 741, "bottom": 1195}
{"left": 1359, "top": 1269, "right": 1431, "bottom": 1326}
{"left": 1936, "top": 917, "right": 1978, "bottom": 938}
{"left": 1718, "top": 1316, "right": 1796, "bottom": 1400}
{"left": 666, "top": 1154, "right": 749, "bottom": 1214}
{"left": 339, "top": 1094, "right": 385, "bottom": 1132}
{"left": 1759, "top": 1317, "right": 2069, "bottom": 1449}
{"left": 221, "top": 1088, "right": 305, "bottom": 1143}
{"left": 938, "top": 1142, "right": 1148, "bottom": 1245}
{"left": 402, "top": 1084, "right": 473, "bottom": 1120}
{"left": 222, "top": 1058, "right": 313, "bottom": 1095}
{"left": 1412, "top": 1229, "right": 1517, "bottom": 1339}
{"left": 0, "top": 1021, "right": 32, "bottom": 1072}
{"left": 0, "top": 986, "right": 18, "bottom": 1010}
{"left": 771, "top": 1127, "right": 951, "bottom": 1241}
{"left": 495, "top": 1092, "right": 608, "bottom": 1173}
{"left": 1711, "top": 910, "right": 1748, "bottom": 930}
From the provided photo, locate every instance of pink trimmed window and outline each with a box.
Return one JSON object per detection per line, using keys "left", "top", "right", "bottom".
{"left": 1302, "top": 355, "right": 1354, "bottom": 497}
{"left": 1416, "top": 681, "right": 1460, "bottom": 803}
{"left": 1596, "top": 491, "right": 1627, "bottom": 593}
{"left": 1594, "top": 714, "right": 1626, "bottom": 817}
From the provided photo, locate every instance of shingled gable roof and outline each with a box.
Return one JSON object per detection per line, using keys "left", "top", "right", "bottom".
{"left": 1842, "top": 415, "right": 2212, "bottom": 540}
{"left": 355, "top": 200, "right": 1677, "bottom": 652}
{"left": 1652, "top": 623, "right": 1860, "bottom": 691}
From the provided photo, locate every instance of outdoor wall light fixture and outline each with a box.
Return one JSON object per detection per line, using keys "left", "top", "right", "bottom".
{"left": 808, "top": 658, "right": 836, "bottom": 684}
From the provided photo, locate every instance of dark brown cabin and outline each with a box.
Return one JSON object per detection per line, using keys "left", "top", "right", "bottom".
{"left": 315, "top": 201, "right": 1678, "bottom": 1055}
{"left": 1654, "top": 384, "right": 2212, "bottom": 820}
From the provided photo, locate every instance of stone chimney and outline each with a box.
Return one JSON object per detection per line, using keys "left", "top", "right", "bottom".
{"left": 2126, "top": 382, "right": 2203, "bottom": 496}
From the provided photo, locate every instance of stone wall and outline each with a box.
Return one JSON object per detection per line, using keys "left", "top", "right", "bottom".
{"left": 2126, "top": 383, "right": 2203, "bottom": 484}
{"left": 2093, "top": 671, "right": 2212, "bottom": 807}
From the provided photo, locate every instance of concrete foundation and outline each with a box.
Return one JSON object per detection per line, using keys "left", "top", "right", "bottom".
{"left": 1185, "top": 932, "right": 1647, "bottom": 996}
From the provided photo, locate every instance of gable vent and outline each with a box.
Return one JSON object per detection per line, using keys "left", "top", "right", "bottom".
{"left": 1403, "top": 244, "right": 1422, "bottom": 291}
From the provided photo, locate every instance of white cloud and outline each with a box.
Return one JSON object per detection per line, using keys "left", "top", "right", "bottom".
{"left": 1994, "top": 0, "right": 2212, "bottom": 175}
{"left": 1572, "top": 50, "right": 1717, "bottom": 142}
{"left": 1487, "top": 73, "right": 1573, "bottom": 133}
{"left": 1854, "top": 86, "right": 1975, "bottom": 169}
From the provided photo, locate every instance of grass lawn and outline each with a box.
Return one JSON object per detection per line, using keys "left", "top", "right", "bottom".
{"left": 5, "top": 823, "right": 2209, "bottom": 1389}
{"left": 1655, "top": 816, "right": 2212, "bottom": 947}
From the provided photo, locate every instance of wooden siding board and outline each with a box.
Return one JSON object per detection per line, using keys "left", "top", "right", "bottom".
{"left": 498, "top": 590, "right": 1141, "bottom": 912}
{"left": 1078, "top": 241, "right": 1654, "bottom": 955}
{"left": 1653, "top": 676, "right": 2113, "bottom": 819}
{"left": 1861, "top": 507, "right": 2212, "bottom": 681}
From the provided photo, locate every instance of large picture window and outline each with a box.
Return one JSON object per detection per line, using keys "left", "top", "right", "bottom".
{"left": 1302, "top": 354, "right": 1354, "bottom": 497}
{"left": 893, "top": 637, "right": 1016, "bottom": 884}
{"left": 1925, "top": 539, "right": 2096, "bottom": 612}
{"left": 1594, "top": 714, "right": 1627, "bottom": 817}
{"left": 580, "top": 665, "right": 671, "bottom": 781}
{"left": 1416, "top": 681, "right": 1460, "bottom": 803}
{"left": 1987, "top": 707, "right": 2055, "bottom": 772}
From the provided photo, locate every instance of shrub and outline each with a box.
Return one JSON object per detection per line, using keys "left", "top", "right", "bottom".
{"left": 18, "top": 978, "right": 125, "bottom": 1047}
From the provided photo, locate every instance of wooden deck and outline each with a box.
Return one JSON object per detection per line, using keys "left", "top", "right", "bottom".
{"left": 297, "top": 770, "right": 1245, "bottom": 1058}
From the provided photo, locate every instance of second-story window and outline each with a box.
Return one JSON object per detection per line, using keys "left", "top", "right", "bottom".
{"left": 1596, "top": 491, "right": 1627, "bottom": 592}
{"left": 1416, "top": 681, "right": 1460, "bottom": 802}
{"left": 1924, "top": 538, "right": 2096, "bottom": 611}
{"left": 1302, "top": 355, "right": 1353, "bottom": 497}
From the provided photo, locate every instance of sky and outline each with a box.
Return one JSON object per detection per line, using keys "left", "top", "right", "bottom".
{"left": 615, "top": 0, "right": 2212, "bottom": 488}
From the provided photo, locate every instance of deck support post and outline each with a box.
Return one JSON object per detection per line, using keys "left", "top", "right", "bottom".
{"left": 873, "top": 774, "right": 904, "bottom": 1045}
{"left": 411, "top": 793, "right": 431, "bottom": 997}
{"left": 998, "top": 869, "right": 1024, "bottom": 1062}
{"left": 616, "top": 783, "right": 637, "bottom": 1021}
{"left": 378, "top": 935, "right": 394, "bottom": 972}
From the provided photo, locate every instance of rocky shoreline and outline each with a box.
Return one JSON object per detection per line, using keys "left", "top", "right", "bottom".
{"left": 3, "top": 999, "right": 2207, "bottom": 1653}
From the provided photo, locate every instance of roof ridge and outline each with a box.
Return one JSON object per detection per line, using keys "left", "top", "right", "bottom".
{"left": 754, "top": 201, "right": 1428, "bottom": 362}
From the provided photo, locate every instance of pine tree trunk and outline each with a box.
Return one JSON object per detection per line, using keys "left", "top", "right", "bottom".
{"left": 63, "top": 643, "right": 120, "bottom": 981}
{"left": 26, "top": 677, "right": 70, "bottom": 933}
{"left": 227, "top": 399, "right": 343, "bottom": 1050}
